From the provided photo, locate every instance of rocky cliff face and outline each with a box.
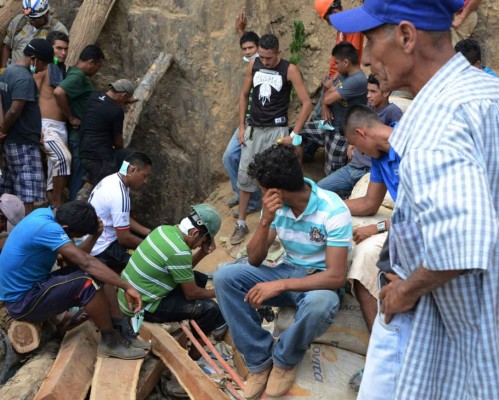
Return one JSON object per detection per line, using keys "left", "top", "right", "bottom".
{"left": 48, "top": 0, "right": 497, "bottom": 226}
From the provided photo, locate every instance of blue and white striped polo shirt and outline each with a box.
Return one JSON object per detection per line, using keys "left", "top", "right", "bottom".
{"left": 270, "top": 178, "right": 352, "bottom": 270}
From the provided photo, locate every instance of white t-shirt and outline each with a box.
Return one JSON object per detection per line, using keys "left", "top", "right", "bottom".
{"left": 88, "top": 173, "right": 130, "bottom": 255}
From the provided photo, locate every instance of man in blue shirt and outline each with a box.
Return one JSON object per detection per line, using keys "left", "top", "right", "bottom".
{"left": 215, "top": 144, "right": 351, "bottom": 399}
{"left": 341, "top": 104, "right": 400, "bottom": 392}
{"left": 342, "top": 105, "right": 399, "bottom": 331}
{"left": 0, "top": 201, "right": 147, "bottom": 360}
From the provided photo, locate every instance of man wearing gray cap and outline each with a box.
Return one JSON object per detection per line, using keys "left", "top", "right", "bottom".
{"left": 0, "top": 38, "right": 53, "bottom": 214}
{"left": 330, "top": 1, "right": 498, "bottom": 399}
{"left": 79, "top": 79, "right": 137, "bottom": 191}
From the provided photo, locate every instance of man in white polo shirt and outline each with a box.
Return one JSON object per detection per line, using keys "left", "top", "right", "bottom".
{"left": 88, "top": 151, "right": 152, "bottom": 349}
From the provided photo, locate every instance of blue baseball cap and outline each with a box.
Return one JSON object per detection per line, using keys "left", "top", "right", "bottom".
{"left": 330, "top": 0, "right": 465, "bottom": 33}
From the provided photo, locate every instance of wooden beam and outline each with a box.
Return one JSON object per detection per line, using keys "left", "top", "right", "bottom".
{"left": 0, "top": 341, "right": 59, "bottom": 400}
{"left": 122, "top": 52, "right": 173, "bottom": 147}
{"left": 90, "top": 355, "right": 144, "bottom": 400}
{"left": 0, "top": 0, "right": 20, "bottom": 46}
{"left": 136, "top": 355, "right": 166, "bottom": 400}
{"left": 65, "top": 0, "right": 117, "bottom": 67}
{"left": 140, "top": 322, "right": 228, "bottom": 400}
{"left": 33, "top": 321, "right": 99, "bottom": 400}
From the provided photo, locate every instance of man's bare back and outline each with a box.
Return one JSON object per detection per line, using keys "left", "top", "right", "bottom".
{"left": 35, "top": 67, "right": 65, "bottom": 122}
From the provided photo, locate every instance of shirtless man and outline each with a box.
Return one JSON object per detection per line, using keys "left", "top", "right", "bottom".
{"left": 34, "top": 32, "right": 71, "bottom": 208}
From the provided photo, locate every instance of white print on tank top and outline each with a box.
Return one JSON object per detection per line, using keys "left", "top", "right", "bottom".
{"left": 253, "top": 69, "right": 283, "bottom": 106}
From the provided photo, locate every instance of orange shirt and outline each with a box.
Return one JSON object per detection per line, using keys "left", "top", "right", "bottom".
{"left": 329, "top": 31, "right": 364, "bottom": 78}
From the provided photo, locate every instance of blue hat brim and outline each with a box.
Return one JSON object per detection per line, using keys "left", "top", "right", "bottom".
{"left": 329, "top": 6, "right": 385, "bottom": 34}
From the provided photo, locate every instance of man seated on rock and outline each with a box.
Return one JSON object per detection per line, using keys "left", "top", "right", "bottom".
{"left": 455, "top": 38, "right": 498, "bottom": 77}
{"left": 366, "top": 74, "right": 403, "bottom": 126}
{"left": 317, "top": 74, "right": 403, "bottom": 197}
{"left": 118, "top": 204, "right": 227, "bottom": 358}
{"left": 0, "top": 193, "right": 25, "bottom": 252}
{"left": 0, "top": 200, "right": 147, "bottom": 360}
{"left": 215, "top": 144, "right": 351, "bottom": 399}
{"left": 79, "top": 78, "right": 138, "bottom": 194}
{"left": 300, "top": 41, "right": 367, "bottom": 175}
{"left": 342, "top": 105, "right": 399, "bottom": 331}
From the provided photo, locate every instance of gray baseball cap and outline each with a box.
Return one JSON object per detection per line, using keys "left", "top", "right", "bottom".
{"left": 109, "top": 79, "right": 135, "bottom": 97}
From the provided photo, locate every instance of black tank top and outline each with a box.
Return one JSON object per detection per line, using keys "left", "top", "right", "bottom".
{"left": 249, "top": 58, "right": 292, "bottom": 127}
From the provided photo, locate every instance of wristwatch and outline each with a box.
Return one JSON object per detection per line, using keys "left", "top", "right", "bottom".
{"left": 376, "top": 220, "right": 387, "bottom": 233}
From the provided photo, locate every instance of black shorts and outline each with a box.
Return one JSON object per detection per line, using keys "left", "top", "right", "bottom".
{"left": 82, "top": 148, "right": 136, "bottom": 186}
{"left": 7, "top": 266, "right": 102, "bottom": 322}
{"left": 94, "top": 240, "right": 131, "bottom": 273}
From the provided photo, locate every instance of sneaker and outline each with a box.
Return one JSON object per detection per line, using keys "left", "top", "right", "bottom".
{"left": 230, "top": 224, "right": 249, "bottom": 245}
{"left": 227, "top": 197, "right": 239, "bottom": 208}
{"left": 265, "top": 365, "right": 298, "bottom": 397}
{"left": 244, "top": 366, "right": 272, "bottom": 400}
{"left": 112, "top": 317, "right": 151, "bottom": 350}
{"left": 232, "top": 206, "right": 261, "bottom": 218}
{"left": 97, "top": 329, "right": 146, "bottom": 360}
{"left": 211, "top": 323, "right": 228, "bottom": 341}
{"left": 348, "top": 368, "right": 364, "bottom": 393}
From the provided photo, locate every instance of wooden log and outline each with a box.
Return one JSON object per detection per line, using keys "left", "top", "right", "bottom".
{"left": 8, "top": 321, "right": 43, "bottom": 354}
{"left": 65, "top": 0, "right": 117, "bottom": 67}
{"left": 0, "top": 0, "right": 20, "bottom": 46}
{"left": 122, "top": 52, "right": 173, "bottom": 147}
{"left": 140, "top": 322, "right": 228, "bottom": 400}
{"left": 136, "top": 355, "right": 166, "bottom": 400}
{"left": 0, "top": 340, "right": 59, "bottom": 400}
{"left": 90, "top": 355, "right": 144, "bottom": 400}
{"left": 33, "top": 321, "right": 99, "bottom": 400}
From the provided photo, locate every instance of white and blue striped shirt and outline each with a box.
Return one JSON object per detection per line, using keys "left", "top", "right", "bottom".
{"left": 270, "top": 178, "right": 352, "bottom": 270}
{"left": 389, "top": 53, "right": 499, "bottom": 399}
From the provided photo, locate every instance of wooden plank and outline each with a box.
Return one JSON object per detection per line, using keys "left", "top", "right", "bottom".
{"left": 136, "top": 355, "right": 166, "bottom": 400}
{"left": 33, "top": 321, "right": 99, "bottom": 400}
{"left": 65, "top": 0, "right": 117, "bottom": 66}
{"left": 141, "top": 322, "right": 228, "bottom": 400}
{"left": 90, "top": 355, "right": 144, "bottom": 400}
{"left": 122, "top": 52, "right": 173, "bottom": 147}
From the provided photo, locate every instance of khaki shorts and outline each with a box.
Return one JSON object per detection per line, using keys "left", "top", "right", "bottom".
{"left": 237, "top": 126, "right": 288, "bottom": 192}
{"left": 347, "top": 231, "right": 388, "bottom": 300}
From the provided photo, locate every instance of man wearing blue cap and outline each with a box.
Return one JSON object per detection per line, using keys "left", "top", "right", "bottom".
{"left": 330, "top": 1, "right": 498, "bottom": 399}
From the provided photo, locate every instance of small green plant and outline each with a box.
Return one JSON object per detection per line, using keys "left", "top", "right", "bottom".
{"left": 290, "top": 20, "right": 305, "bottom": 66}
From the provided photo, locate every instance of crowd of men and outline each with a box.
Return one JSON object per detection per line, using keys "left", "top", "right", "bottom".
{"left": 0, "top": 0, "right": 497, "bottom": 399}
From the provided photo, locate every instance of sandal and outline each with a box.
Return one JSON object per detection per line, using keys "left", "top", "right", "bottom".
{"left": 56, "top": 308, "right": 89, "bottom": 334}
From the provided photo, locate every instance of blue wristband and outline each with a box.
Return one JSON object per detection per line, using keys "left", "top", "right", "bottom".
{"left": 291, "top": 133, "right": 302, "bottom": 146}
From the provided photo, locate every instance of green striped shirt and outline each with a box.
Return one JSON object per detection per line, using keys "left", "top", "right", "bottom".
{"left": 117, "top": 226, "right": 193, "bottom": 316}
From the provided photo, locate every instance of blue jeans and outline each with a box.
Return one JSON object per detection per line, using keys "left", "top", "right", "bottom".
{"left": 69, "top": 140, "right": 85, "bottom": 200}
{"left": 222, "top": 128, "right": 260, "bottom": 209}
{"left": 214, "top": 262, "right": 340, "bottom": 373}
{"left": 358, "top": 273, "right": 414, "bottom": 400}
{"left": 317, "top": 164, "right": 370, "bottom": 193}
